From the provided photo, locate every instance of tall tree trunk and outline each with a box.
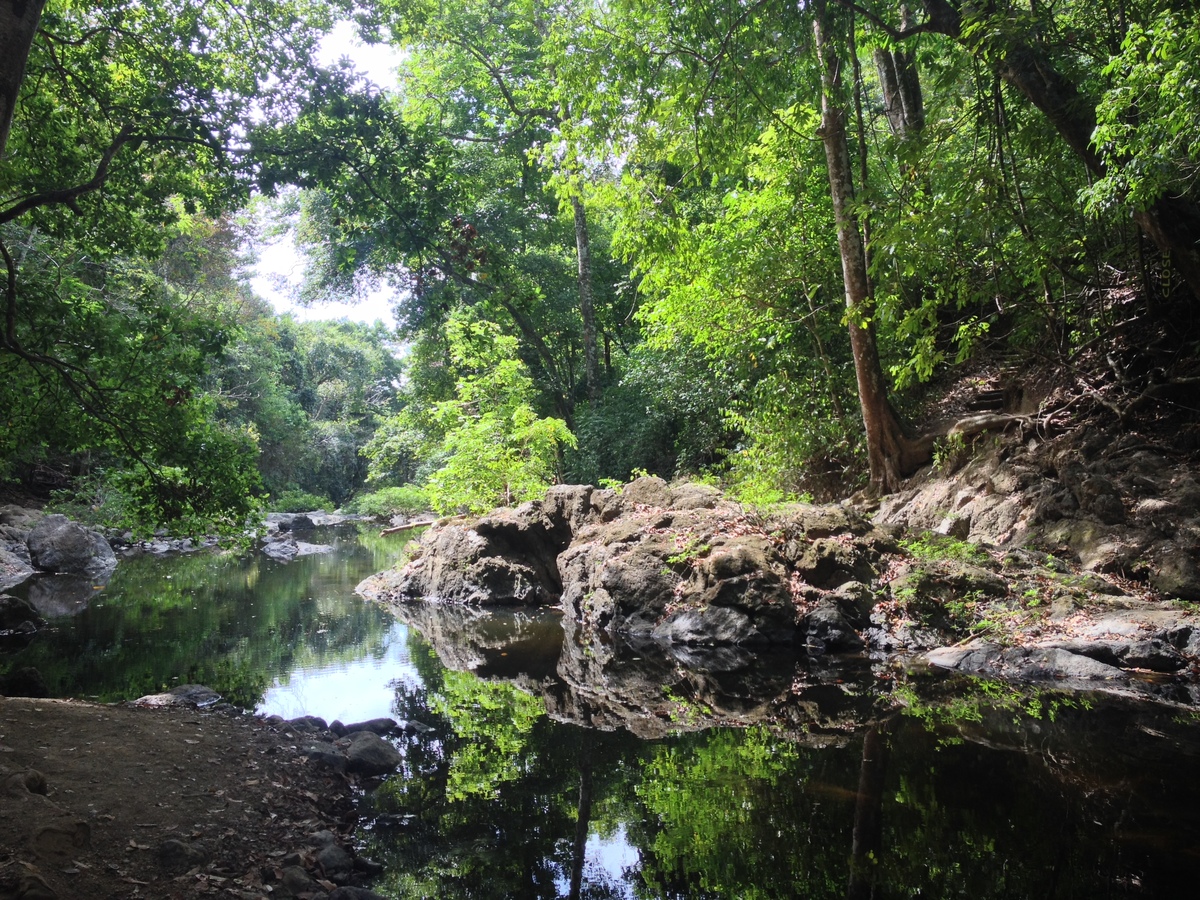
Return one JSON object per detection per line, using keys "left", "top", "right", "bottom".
{"left": 874, "top": 7, "right": 925, "bottom": 140}
{"left": 847, "top": 725, "right": 889, "bottom": 900}
{"left": 910, "top": 0, "right": 1200, "bottom": 302}
{"left": 815, "top": 4, "right": 930, "bottom": 494}
{"left": 568, "top": 741, "right": 594, "bottom": 900}
{"left": 0, "top": 0, "right": 46, "bottom": 158}
{"left": 571, "top": 193, "right": 600, "bottom": 402}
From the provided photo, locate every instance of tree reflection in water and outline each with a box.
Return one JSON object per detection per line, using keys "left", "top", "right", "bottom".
{"left": 363, "top": 619, "right": 1200, "bottom": 899}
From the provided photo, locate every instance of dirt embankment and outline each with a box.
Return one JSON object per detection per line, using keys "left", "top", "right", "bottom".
{"left": 0, "top": 697, "right": 382, "bottom": 900}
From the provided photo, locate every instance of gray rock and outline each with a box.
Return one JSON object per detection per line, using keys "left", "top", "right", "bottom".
{"left": 280, "top": 864, "right": 319, "bottom": 895}
{"left": 621, "top": 475, "right": 672, "bottom": 508}
{"left": 1148, "top": 542, "right": 1200, "bottom": 601}
{"left": 926, "top": 643, "right": 1128, "bottom": 683}
{"left": 316, "top": 843, "right": 354, "bottom": 882}
{"left": 652, "top": 605, "right": 761, "bottom": 646}
{"left": 131, "top": 684, "right": 222, "bottom": 708}
{"left": 669, "top": 482, "right": 722, "bottom": 510}
{"left": 303, "top": 741, "right": 349, "bottom": 773}
{"left": 336, "top": 717, "right": 398, "bottom": 737}
{"left": 0, "top": 505, "right": 43, "bottom": 530}
{"left": 156, "top": 838, "right": 208, "bottom": 871}
{"left": 26, "top": 514, "right": 116, "bottom": 578}
{"left": 0, "top": 545, "right": 35, "bottom": 592}
{"left": 803, "top": 603, "right": 865, "bottom": 652}
{"left": 262, "top": 538, "right": 298, "bottom": 562}
{"left": 339, "top": 731, "right": 402, "bottom": 776}
{"left": 287, "top": 715, "right": 329, "bottom": 733}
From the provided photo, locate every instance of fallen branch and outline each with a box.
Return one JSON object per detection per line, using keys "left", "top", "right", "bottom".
{"left": 381, "top": 514, "right": 469, "bottom": 537}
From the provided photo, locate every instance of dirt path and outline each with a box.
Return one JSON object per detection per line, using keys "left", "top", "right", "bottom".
{"left": 0, "top": 697, "right": 372, "bottom": 900}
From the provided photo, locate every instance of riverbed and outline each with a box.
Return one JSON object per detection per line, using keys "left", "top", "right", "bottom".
{"left": 4, "top": 524, "right": 1200, "bottom": 897}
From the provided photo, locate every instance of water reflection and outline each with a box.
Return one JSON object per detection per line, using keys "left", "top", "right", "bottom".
{"left": 1, "top": 524, "right": 407, "bottom": 709}
{"left": 372, "top": 602, "right": 1200, "bottom": 898}
{"left": 6, "top": 533, "right": 1200, "bottom": 896}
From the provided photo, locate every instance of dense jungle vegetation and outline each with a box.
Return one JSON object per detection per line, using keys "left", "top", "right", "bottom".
{"left": 2, "top": 0, "right": 1198, "bottom": 534}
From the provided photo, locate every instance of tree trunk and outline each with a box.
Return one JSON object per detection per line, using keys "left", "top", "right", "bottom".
{"left": 847, "top": 725, "right": 889, "bottom": 900}
{"left": 814, "top": 5, "right": 930, "bottom": 494}
{"left": 912, "top": 0, "right": 1200, "bottom": 302}
{"left": 571, "top": 193, "right": 600, "bottom": 402}
{"left": 874, "top": 8, "right": 925, "bottom": 140}
{"left": 568, "top": 741, "right": 594, "bottom": 900}
{"left": 0, "top": 0, "right": 46, "bottom": 158}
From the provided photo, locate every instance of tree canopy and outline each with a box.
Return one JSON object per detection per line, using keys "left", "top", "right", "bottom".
{"left": 3, "top": 0, "right": 1199, "bottom": 526}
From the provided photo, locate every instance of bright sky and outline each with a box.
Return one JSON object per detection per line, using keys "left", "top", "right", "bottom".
{"left": 249, "top": 21, "right": 404, "bottom": 326}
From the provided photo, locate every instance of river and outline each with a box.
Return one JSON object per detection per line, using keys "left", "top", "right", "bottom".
{"left": 3, "top": 523, "right": 1200, "bottom": 897}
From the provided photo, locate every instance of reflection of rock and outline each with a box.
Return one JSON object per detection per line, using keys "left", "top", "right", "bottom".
{"left": 261, "top": 534, "right": 336, "bottom": 563}
{"left": 0, "top": 593, "right": 44, "bottom": 634}
{"left": 295, "top": 541, "right": 334, "bottom": 556}
{"left": 389, "top": 602, "right": 563, "bottom": 681}
{"left": 393, "top": 597, "right": 880, "bottom": 740}
{"left": 26, "top": 514, "right": 117, "bottom": 578}
{"left": 24, "top": 574, "right": 109, "bottom": 618}
{"left": 0, "top": 665, "right": 49, "bottom": 697}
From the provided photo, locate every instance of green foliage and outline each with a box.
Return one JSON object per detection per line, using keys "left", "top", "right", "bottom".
{"left": 1089, "top": 8, "right": 1200, "bottom": 217}
{"left": 269, "top": 489, "right": 333, "bottom": 513}
{"left": 900, "top": 532, "right": 990, "bottom": 564}
{"left": 343, "top": 485, "right": 430, "bottom": 518}
{"left": 422, "top": 312, "right": 576, "bottom": 515}
{"left": 429, "top": 671, "right": 546, "bottom": 802}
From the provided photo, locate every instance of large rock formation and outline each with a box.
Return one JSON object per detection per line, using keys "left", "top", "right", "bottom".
{"left": 360, "top": 472, "right": 1200, "bottom": 705}
{"left": 359, "top": 479, "right": 888, "bottom": 652}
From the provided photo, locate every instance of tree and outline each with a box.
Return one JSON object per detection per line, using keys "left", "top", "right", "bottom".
{"left": 372, "top": 0, "right": 606, "bottom": 401}
{"left": 846, "top": 0, "right": 1200, "bottom": 304}
{"left": 419, "top": 311, "right": 576, "bottom": 514}
{"left": 813, "top": 1, "right": 931, "bottom": 492}
{"left": 0, "top": 0, "right": 46, "bottom": 158}
{"left": 1, "top": 0, "right": 340, "bottom": 527}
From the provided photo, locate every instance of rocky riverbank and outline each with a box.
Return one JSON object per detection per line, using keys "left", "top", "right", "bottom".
{"left": 0, "top": 690, "right": 399, "bottom": 900}
{"left": 358, "top": 424, "right": 1200, "bottom": 708}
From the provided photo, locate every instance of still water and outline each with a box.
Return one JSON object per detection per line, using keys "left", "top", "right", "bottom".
{"left": 4, "top": 525, "right": 1200, "bottom": 897}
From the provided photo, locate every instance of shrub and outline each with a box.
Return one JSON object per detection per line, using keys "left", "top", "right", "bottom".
{"left": 344, "top": 485, "right": 431, "bottom": 518}
{"left": 269, "top": 489, "right": 333, "bottom": 513}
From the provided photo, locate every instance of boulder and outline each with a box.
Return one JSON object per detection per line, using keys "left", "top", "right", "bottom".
{"left": 262, "top": 537, "right": 299, "bottom": 562}
{"left": 0, "top": 545, "right": 34, "bottom": 592}
{"left": 25, "top": 514, "right": 116, "bottom": 578}
{"left": 1148, "top": 541, "right": 1200, "bottom": 601}
{"left": 131, "top": 684, "right": 222, "bottom": 709}
{"left": 333, "top": 717, "right": 399, "bottom": 737}
{"left": 360, "top": 501, "right": 568, "bottom": 607}
{"left": 316, "top": 842, "right": 355, "bottom": 883}
{"left": 621, "top": 475, "right": 672, "bottom": 508}
{"left": 339, "top": 731, "right": 402, "bottom": 776}
{"left": 925, "top": 642, "right": 1132, "bottom": 684}
{"left": 802, "top": 602, "right": 866, "bottom": 652}
{"left": 0, "top": 505, "right": 44, "bottom": 531}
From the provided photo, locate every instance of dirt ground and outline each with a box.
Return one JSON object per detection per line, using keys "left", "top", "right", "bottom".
{"left": 0, "top": 697, "right": 369, "bottom": 900}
